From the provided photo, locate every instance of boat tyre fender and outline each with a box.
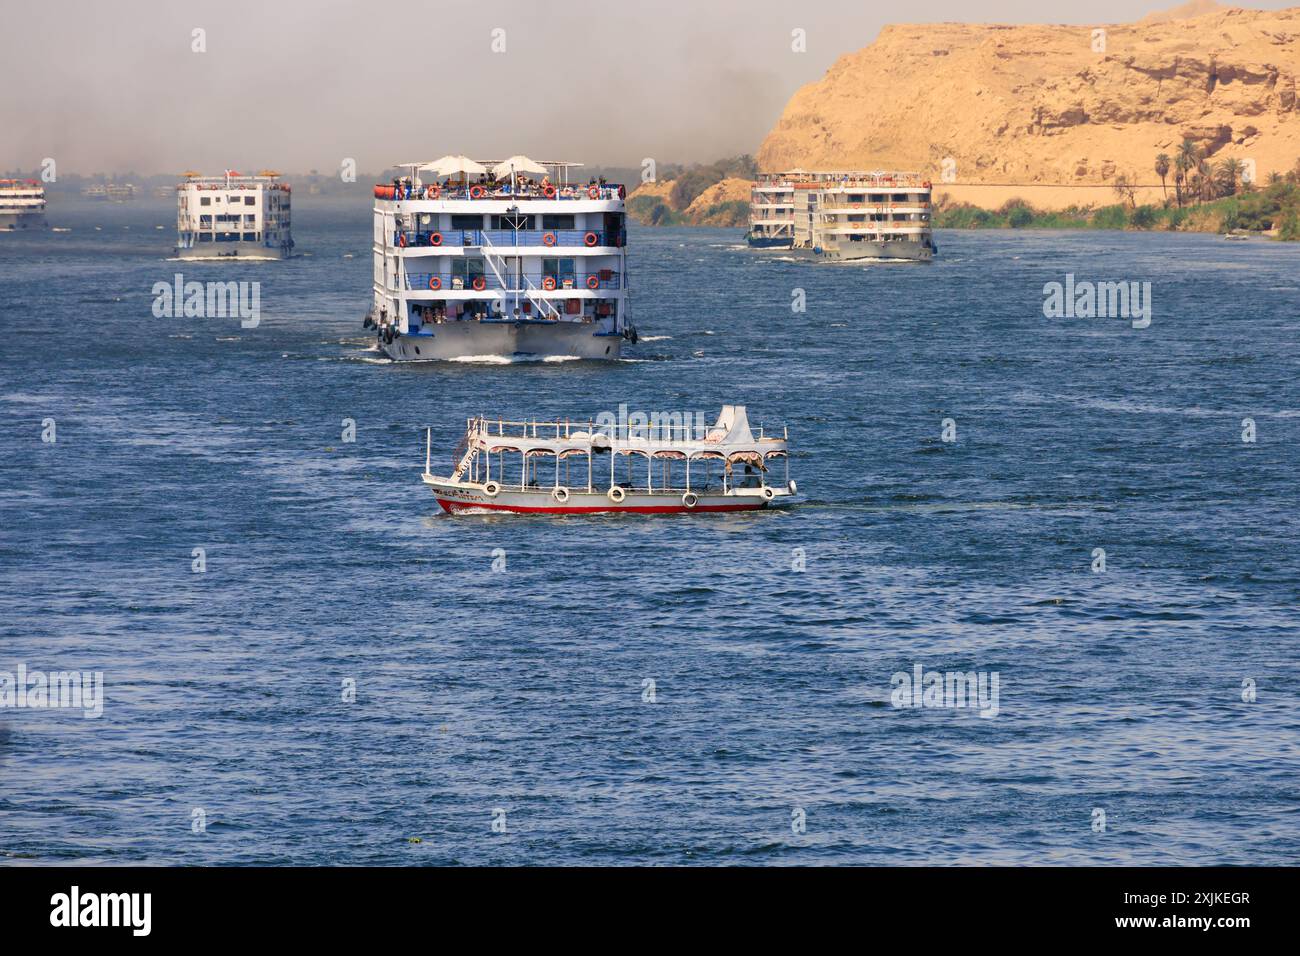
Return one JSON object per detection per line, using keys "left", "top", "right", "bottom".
{"left": 682, "top": 492, "right": 699, "bottom": 509}
{"left": 552, "top": 487, "right": 570, "bottom": 503}
{"left": 483, "top": 481, "right": 500, "bottom": 498}
{"left": 788, "top": 479, "right": 798, "bottom": 495}
{"left": 762, "top": 487, "right": 776, "bottom": 501}
{"left": 607, "top": 486, "right": 626, "bottom": 503}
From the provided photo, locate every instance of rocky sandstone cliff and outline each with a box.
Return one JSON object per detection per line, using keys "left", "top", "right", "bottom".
{"left": 757, "top": 4, "right": 1300, "bottom": 207}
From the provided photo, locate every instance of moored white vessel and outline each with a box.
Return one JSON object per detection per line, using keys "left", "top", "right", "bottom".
{"left": 748, "top": 169, "right": 935, "bottom": 261}
{"left": 0, "top": 179, "right": 47, "bottom": 230}
{"left": 174, "top": 170, "right": 294, "bottom": 259}
{"left": 423, "top": 405, "right": 795, "bottom": 514}
{"left": 366, "top": 154, "right": 635, "bottom": 361}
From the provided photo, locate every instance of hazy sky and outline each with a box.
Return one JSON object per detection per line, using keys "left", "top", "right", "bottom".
{"left": 0, "top": 1, "right": 1290, "bottom": 174}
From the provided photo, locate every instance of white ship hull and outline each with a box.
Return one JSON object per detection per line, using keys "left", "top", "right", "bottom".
{"left": 380, "top": 321, "right": 623, "bottom": 361}
{"left": 792, "top": 239, "right": 933, "bottom": 262}
{"left": 0, "top": 211, "right": 46, "bottom": 230}
{"left": 175, "top": 241, "right": 292, "bottom": 260}
{"left": 424, "top": 475, "right": 788, "bottom": 514}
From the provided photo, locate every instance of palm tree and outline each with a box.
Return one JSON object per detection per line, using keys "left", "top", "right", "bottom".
{"left": 1193, "top": 157, "right": 1216, "bottom": 202}
{"left": 1215, "top": 159, "right": 1242, "bottom": 197}
{"left": 1154, "top": 153, "right": 1170, "bottom": 203}
{"left": 1174, "top": 139, "right": 1200, "bottom": 207}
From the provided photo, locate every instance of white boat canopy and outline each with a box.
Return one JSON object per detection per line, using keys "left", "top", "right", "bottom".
{"left": 492, "top": 155, "right": 548, "bottom": 180}
{"left": 470, "top": 405, "right": 786, "bottom": 464}
{"left": 422, "top": 155, "right": 488, "bottom": 178}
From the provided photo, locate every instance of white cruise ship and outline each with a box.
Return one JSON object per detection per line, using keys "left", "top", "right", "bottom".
{"left": 748, "top": 169, "right": 935, "bottom": 262}
{"left": 365, "top": 155, "right": 634, "bottom": 361}
{"left": 0, "top": 179, "right": 47, "bottom": 230}
{"left": 174, "top": 171, "right": 294, "bottom": 259}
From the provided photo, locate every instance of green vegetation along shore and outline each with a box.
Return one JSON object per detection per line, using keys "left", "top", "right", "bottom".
{"left": 938, "top": 147, "right": 1300, "bottom": 239}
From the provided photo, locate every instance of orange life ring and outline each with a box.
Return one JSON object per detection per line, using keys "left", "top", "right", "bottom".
{"left": 543, "top": 184, "right": 556, "bottom": 198}
{"left": 469, "top": 185, "right": 486, "bottom": 199}
{"left": 429, "top": 232, "right": 442, "bottom": 246}
{"left": 583, "top": 232, "right": 598, "bottom": 247}
{"left": 426, "top": 184, "right": 440, "bottom": 199}
{"left": 586, "top": 275, "right": 599, "bottom": 289}
{"left": 542, "top": 276, "right": 557, "bottom": 291}
{"left": 542, "top": 232, "right": 557, "bottom": 246}
{"left": 428, "top": 276, "right": 441, "bottom": 290}
{"left": 472, "top": 276, "right": 486, "bottom": 291}
{"left": 397, "top": 232, "right": 408, "bottom": 247}
{"left": 588, "top": 185, "right": 600, "bottom": 199}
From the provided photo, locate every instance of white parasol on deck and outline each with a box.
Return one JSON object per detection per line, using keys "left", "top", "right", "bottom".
{"left": 422, "top": 155, "right": 488, "bottom": 178}
{"left": 492, "top": 155, "right": 548, "bottom": 180}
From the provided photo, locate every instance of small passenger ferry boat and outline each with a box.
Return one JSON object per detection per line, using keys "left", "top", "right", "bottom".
{"left": 423, "top": 405, "right": 796, "bottom": 514}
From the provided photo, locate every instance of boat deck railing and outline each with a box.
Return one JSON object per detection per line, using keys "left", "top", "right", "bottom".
{"left": 378, "top": 183, "right": 625, "bottom": 201}
{"left": 393, "top": 228, "right": 621, "bottom": 248}
{"left": 466, "top": 417, "right": 785, "bottom": 444}
{"left": 405, "top": 271, "right": 622, "bottom": 292}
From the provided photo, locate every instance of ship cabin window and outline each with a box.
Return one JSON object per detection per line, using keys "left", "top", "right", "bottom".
{"left": 244, "top": 196, "right": 255, "bottom": 205}
{"left": 541, "top": 214, "right": 575, "bottom": 230}
{"left": 542, "top": 257, "right": 576, "bottom": 281}
{"left": 200, "top": 196, "right": 211, "bottom": 206}
{"left": 869, "top": 193, "right": 885, "bottom": 203}
{"left": 492, "top": 214, "right": 534, "bottom": 230}
{"left": 450, "top": 214, "right": 483, "bottom": 230}
{"left": 243, "top": 233, "right": 256, "bottom": 241}
{"left": 450, "top": 258, "right": 486, "bottom": 281}
{"left": 847, "top": 194, "right": 865, "bottom": 203}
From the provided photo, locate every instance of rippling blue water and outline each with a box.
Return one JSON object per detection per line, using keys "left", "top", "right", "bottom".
{"left": 2, "top": 197, "right": 1297, "bottom": 865}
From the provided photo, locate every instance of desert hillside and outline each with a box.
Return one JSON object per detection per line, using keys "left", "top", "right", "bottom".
{"left": 757, "top": 3, "right": 1300, "bottom": 209}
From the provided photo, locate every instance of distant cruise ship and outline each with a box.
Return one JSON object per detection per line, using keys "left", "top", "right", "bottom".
{"left": 366, "top": 154, "right": 634, "bottom": 361}
{"left": 0, "top": 179, "right": 47, "bottom": 230}
{"left": 174, "top": 171, "right": 294, "bottom": 260}
{"left": 81, "top": 183, "right": 138, "bottom": 201}
{"left": 748, "top": 169, "right": 935, "bottom": 261}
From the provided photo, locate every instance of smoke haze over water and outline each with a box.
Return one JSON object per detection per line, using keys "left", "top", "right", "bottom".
{"left": 0, "top": 0, "right": 1289, "bottom": 174}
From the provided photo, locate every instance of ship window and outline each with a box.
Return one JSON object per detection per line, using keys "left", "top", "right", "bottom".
{"left": 200, "top": 197, "right": 210, "bottom": 206}
{"left": 450, "top": 214, "right": 482, "bottom": 230}
{"left": 541, "top": 214, "right": 574, "bottom": 229}
{"left": 450, "top": 259, "right": 486, "bottom": 280}
{"left": 492, "top": 214, "right": 533, "bottom": 230}
{"left": 542, "top": 257, "right": 575, "bottom": 279}
{"left": 244, "top": 196, "right": 255, "bottom": 205}
{"left": 848, "top": 194, "right": 865, "bottom": 203}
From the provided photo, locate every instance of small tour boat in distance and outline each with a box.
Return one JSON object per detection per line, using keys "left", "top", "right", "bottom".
{"left": 423, "top": 405, "right": 796, "bottom": 514}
